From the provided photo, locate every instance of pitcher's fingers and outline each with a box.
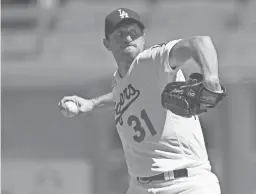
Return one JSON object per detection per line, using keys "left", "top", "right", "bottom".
{"left": 200, "top": 103, "right": 212, "bottom": 109}
{"left": 60, "top": 96, "right": 74, "bottom": 105}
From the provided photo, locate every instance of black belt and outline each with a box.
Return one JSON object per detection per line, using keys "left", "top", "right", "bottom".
{"left": 137, "top": 168, "right": 188, "bottom": 183}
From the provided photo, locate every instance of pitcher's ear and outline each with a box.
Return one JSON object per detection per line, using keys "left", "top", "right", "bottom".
{"left": 103, "top": 38, "right": 111, "bottom": 51}
{"left": 143, "top": 32, "right": 146, "bottom": 42}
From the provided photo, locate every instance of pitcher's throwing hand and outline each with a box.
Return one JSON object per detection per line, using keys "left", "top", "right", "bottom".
{"left": 58, "top": 95, "right": 96, "bottom": 117}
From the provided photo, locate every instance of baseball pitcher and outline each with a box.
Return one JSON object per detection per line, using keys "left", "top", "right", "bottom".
{"left": 58, "top": 8, "right": 226, "bottom": 194}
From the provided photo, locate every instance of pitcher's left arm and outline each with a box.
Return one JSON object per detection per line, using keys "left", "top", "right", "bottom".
{"left": 169, "top": 36, "right": 222, "bottom": 92}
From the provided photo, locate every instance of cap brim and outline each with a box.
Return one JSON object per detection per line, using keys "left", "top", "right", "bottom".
{"left": 112, "top": 18, "right": 145, "bottom": 32}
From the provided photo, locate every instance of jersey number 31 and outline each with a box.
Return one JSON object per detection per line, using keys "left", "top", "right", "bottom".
{"left": 127, "top": 109, "right": 157, "bottom": 143}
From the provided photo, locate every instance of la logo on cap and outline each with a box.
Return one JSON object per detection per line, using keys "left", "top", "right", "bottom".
{"left": 118, "top": 9, "right": 129, "bottom": 18}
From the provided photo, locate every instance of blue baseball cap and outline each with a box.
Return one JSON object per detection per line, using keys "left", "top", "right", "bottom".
{"left": 105, "top": 8, "right": 145, "bottom": 38}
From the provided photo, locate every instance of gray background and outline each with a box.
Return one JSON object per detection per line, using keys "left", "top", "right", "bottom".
{"left": 2, "top": 0, "right": 256, "bottom": 194}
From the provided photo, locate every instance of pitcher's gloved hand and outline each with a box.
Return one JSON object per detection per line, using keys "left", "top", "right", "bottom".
{"left": 161, "top": 73, "right": 227, "bottom": 118}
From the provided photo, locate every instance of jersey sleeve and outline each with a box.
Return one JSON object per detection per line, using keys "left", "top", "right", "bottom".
{"left": 111, "top": 72, "right": 117, "bottom": 88}
{"left": 111, "top": 71, "right": 118, "bottom": 99}
{"left": 148, "top": 39, "right": 182, "bottom": 73}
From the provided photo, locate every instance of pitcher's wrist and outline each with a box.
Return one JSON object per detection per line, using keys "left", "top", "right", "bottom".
{"left": 91, "top": 98, "right": 98, "bottom": 109}
{"left": 203, "top": 76, "right": 222, "bottom": 92}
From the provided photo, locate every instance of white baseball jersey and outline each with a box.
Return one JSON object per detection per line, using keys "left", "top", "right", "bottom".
{"left": 112, "top": 40, "right": 212, "bottom": 178}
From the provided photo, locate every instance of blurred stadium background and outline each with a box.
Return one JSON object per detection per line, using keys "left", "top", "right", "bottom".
{"left": 1, "top": 0, "right": 256, "bottom": 194}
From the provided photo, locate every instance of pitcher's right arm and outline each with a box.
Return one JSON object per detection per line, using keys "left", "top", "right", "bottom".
{"left": 59, "top": 92, "right": 114, "bottom": 116}
{"left": 90, "top": 92, "right": 114, "bottom": 110}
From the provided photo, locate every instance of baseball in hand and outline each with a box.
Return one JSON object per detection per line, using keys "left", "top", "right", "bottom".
{"left": 61, "top": 101, "right": 79, "bottom": 118}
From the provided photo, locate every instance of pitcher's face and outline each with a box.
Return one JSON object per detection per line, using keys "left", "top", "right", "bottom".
{"left": 104, "top": 23, "right": 145, "bottom": 60}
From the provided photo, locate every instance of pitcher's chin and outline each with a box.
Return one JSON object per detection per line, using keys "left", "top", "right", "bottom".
{"left": 123, "top": 47, "right": 139, "bottom": 58}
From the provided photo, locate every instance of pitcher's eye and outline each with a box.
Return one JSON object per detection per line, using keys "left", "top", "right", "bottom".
{"left": 129, "top": 30, "right": 135, "bottom": 36}
{"left": 115, "top": 31, "right": 123, "bottom": 38}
